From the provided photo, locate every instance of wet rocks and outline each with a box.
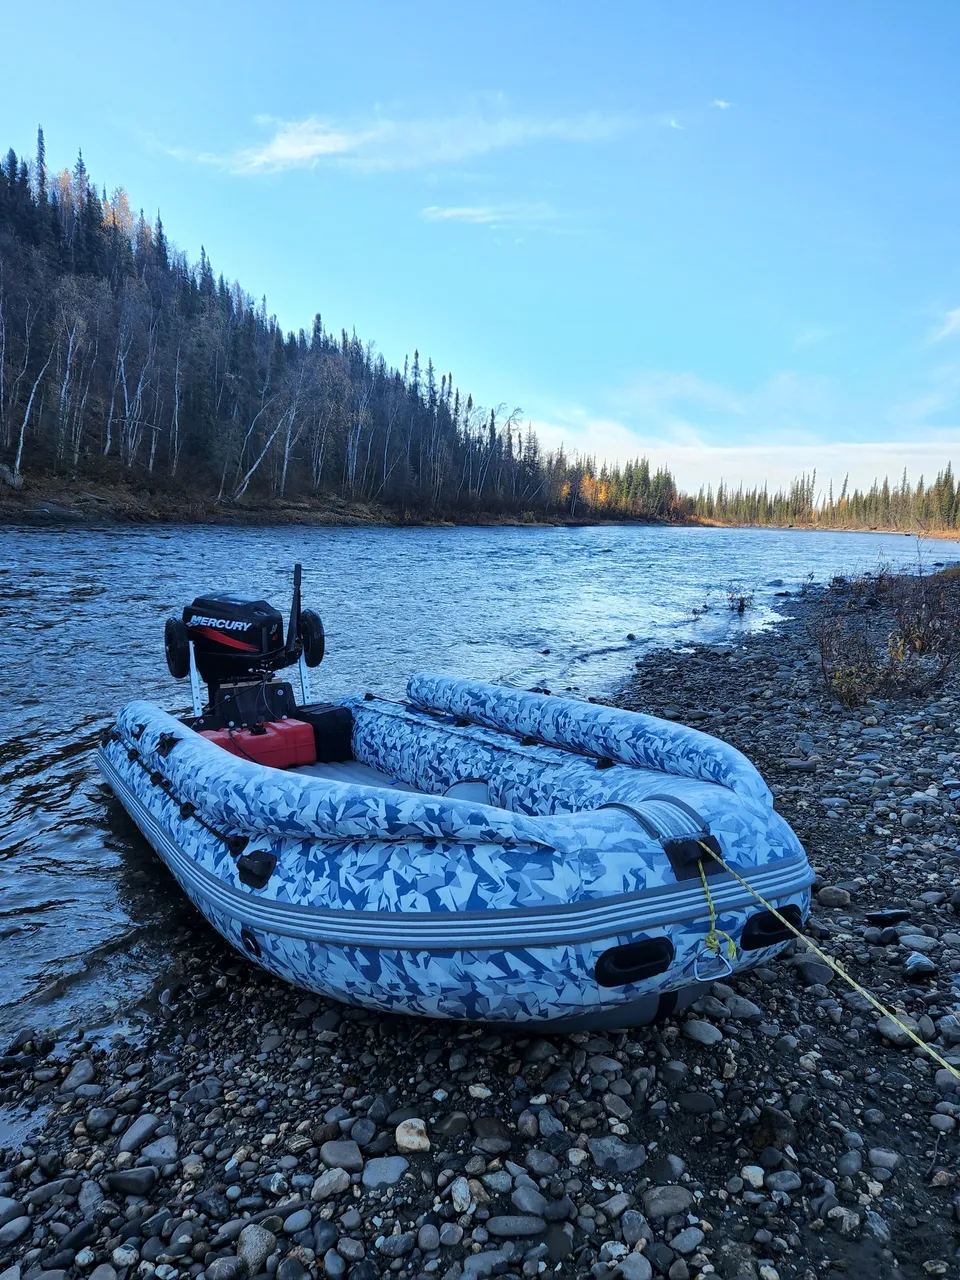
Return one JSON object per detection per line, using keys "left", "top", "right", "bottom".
{"left": 117, "top": 1112, "right": 159, "bottom": 1152}
{"left": 60, "top": 1058, "right": 95, "bottom": 1092}
{"left": 5, "top": 580, "right": 960, "bottom": 1280}
{"left": 104, "top": 1166, "right": 157, "bottom": 1196}
{"left": 0, "top": 1219, "right": 30, "bottom": 1248}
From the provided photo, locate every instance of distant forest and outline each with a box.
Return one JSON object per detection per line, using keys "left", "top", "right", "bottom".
{"left": 1, "top": 131, "right": 958, "bottom": 530}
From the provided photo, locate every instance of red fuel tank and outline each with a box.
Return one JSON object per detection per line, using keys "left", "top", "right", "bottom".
{"left": 199, "top": 719, "right": 317, "bottom": 769}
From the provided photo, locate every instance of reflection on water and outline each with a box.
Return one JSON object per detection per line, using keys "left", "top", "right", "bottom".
{"left": 1, "top": 521, "right": 956, "bottom": 1039}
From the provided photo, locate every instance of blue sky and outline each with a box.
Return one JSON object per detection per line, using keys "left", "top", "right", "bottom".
{"left": 5, "top": 0, "right": 960, "bottom": 491}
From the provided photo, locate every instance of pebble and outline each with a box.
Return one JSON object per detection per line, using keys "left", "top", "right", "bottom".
{"left": 320, "top": 1139, "right": 363, "bottom": 1171}
{"left": 418, "top": 1223, "right": 440, "bottom": 1251}
{"left": 282, "top": 1208, "right": 312, "bottom": 1233}
{"left": 311, "top": 1168, "right": 351, "bottom": 1200}
{"left": 237, "top": 1223, "right": 277, "bottom": 1274}
{"left": 618, "top": 1256, "right": 654, "bottom": 1280}
{"left": 0, "top": 1218, "right": 30, "bottom": 1247}
{"left": 395, "top": 1117, "right": 430, "bottom": 1152}
{"left": 4, "top": 582, "right": 960, "bottom": 1280}
{"left": 587, "top": 1136, "right": 647, "bottom": 1173}
{"left": 817, "top": 886, "right": 852, "bottom": 908}
{"left": 117, "top": 1112, "right": 160, "bottom": 1153}
{"left": 642, "top": 1186, "right": 694, "bottom": 1218}
{"left": 681, "top": 1020, "right": 723, "bottom": 1046}
{"left": 361, "top": 1156, "right": 409, "bottom": 1189}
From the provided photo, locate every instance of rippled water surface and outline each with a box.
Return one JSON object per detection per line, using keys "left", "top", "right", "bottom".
{"left": 2, "top": 521, "right": 957, "bottom": 1039}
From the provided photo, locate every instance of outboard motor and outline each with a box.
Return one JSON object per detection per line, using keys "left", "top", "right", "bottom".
{"left": 164, "top": 564, "right": 325, "bottom": 729}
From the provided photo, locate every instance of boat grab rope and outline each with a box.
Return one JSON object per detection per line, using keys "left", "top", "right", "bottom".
{"left": 696, "top": 839, "right": 960, "bottom": 1083}
{"left": 102, "top": 727, "right": 249, "bottom": 858}
{"left": 695, "top": 859, "right": 737, "bottom": 980}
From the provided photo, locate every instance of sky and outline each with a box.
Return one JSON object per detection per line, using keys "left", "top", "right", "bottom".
{"left": 4, "top": 0, "right": 960, "bottom": 495}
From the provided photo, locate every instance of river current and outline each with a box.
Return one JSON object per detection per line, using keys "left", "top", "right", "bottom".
{"left": 1, "top": 521, "right": 957, "bottom": 1042}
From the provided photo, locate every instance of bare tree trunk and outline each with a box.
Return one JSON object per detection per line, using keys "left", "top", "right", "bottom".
{"left": 13, "top": 341, "right": 55, "bottom": 479}
{"left": 5, "top": 301, "right": 34, "bottom": 451}
{"left": 169, "top": 343, "right": 183, "bottom": 476}
{"left": 55, "top": 316, "right": 79, "bottom": 460}
{"left": 233, "top": 418, "right": 284, "bottom": 500}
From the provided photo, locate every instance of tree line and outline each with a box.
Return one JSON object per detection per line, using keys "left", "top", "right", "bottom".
{"left": 693, "top": 469, "right": 960, "bottom": 532}
{"left": 2, "top": 131, "right": 957, "bottom": 532}
{"left": 0, "top": 131, "right": 682, "bottom": 521}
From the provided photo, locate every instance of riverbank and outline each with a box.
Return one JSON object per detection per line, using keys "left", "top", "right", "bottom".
{"left": 0, "top": 475, "right": 648, "bottom": 530}
{"left": 3, "top": 473, "right": 957, "bottom": 539}
{"left": 3, "top": 585, "right": 960, "bottom": 1280}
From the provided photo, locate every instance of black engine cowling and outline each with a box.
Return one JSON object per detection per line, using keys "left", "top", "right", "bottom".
{"left": 182, "top": 594, "right": 286, "bottom": 685}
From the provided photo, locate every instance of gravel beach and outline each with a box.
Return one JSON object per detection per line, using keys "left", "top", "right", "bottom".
{"left": 4, "top": 583, "right": 960, "bottom": 1280}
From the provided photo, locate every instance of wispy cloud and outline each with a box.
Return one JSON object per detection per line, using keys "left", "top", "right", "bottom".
{"left": 529, "top": 360, "right": 960, "bottom": 491}
{"left": 794, "top": 326, "right": 831, "bottom": 348}
{"left": 184, "top": 109, "right": 638, "bottom": 175}
{"left": 712, "top": 99, "right": 734, "bottom": 110}
{"left": 530, "top": 405, "right": 960, "bottom": 492}
{"left": 666, "top": 118, "right": 685, "bottom": 131}
{"left": 933, "top": 308, "right": 960, "bottom": 342}
{"left": 422, "top": 202, "right": 562, "bottom": 230}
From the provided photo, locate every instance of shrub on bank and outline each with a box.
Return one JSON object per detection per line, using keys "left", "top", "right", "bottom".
{"left": 816, "top": 557, "right": 960, "bottom": 706}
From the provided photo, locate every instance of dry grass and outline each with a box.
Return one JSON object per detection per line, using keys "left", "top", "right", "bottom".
{"left": 816, "top": 553, "right": 960, "bottom": 706}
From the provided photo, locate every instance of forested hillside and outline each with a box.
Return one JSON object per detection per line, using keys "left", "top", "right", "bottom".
{"left": 0, "top": 132, "right": 682, "bottom": 522}
{"left": 2, "top": 132, "right": 958, "bottom": 531}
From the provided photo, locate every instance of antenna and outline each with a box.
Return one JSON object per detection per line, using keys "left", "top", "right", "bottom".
{"left": 285, "top": 563, "right": 302, "bottom": 656}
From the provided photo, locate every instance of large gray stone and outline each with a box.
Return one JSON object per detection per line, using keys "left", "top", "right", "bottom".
{"left": 205, "top": 1259, "right": 243, "bottom": 1280}
{"left": 588, "top": 1137, "right": 646, "bottom": 1174}
{"left": 618, "top": 1256, "right": 653, "bottom": 1280}
{"left": 0, "top": 1217, "right": 31, "bottom": 1247}
{"left": 682, "top": 1020, "right": 723, "bottom": 1046}
{"left": 61, "top": 1059, "right": 96, "bottom": 1091}
{"left": 141, "top": 1135, "right": 178, "bottom": 1164}
{"left": 378, "top": 1232, "right": 414, "bottom": 1257}
{"left": 105, "top": 1167, "right": 158, "bottom": 1196}
{"left": 320, "top": 1139, "right": 363, "bottom": 1172}
{"left": 237, "top": 1223, "right": 277, "bottom": 1275}
{"left": 118, "top": 1113, "right": 160, "bottom": 1153}
{"left": 361, "top": 1156, "right": 408, "bottom": 1190}
{"left": 311, "top": 1168, "right": 351, "bottom": 1201}
{"left": 485, "top": 1215, "right": 546, "bottom": 1238}
{"left": 0, "top": 1200, "right": 24, "bottom": 1230}
{"left": 463, "top": 1252, "right": 509, "bottom": 1276}
{"left": 642, "top": 1185, "right": 694, "bottom": 1219}
{"left": 282, "top": 1208, "right": 312, "bottom": 1234}
{"left": 511, "top": 1184, "right": 548, "bottom": 1216}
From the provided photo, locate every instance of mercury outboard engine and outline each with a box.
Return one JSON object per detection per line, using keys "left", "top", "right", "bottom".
{"left": 164, "top": 564, "right": 326, "bottom": 730}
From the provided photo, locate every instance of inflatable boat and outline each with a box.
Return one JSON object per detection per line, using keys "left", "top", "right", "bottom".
{"left": 98, "top": 566, "right": 813, "bottom": 1028}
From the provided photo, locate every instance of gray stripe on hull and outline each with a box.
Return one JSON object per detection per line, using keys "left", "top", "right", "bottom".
{"left": 99, "top": 751, "right": 812, "bottom": 952}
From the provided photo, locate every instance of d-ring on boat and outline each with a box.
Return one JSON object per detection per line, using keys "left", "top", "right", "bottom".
{"left": 98, "top": 565, "right": 813, "bottom": 1028}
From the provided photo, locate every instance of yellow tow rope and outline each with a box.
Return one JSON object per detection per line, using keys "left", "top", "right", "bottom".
{"left": 696, "top": 859, "right": 738, "bottom": 965}
{"left": 696, "top": 840, "right": 960, "bottom": 1083}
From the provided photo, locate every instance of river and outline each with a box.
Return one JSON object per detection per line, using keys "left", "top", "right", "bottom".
{"left": 1, "top": 521, "right": 956, "bottom": 1042}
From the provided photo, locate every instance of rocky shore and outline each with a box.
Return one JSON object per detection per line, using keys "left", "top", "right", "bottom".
{"left": 4, "top": 586, "right": 960, "bottom": 1280}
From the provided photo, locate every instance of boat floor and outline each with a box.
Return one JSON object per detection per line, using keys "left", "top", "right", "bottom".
{"left": 293, "top": 759, "right": 491, "bottom": 804}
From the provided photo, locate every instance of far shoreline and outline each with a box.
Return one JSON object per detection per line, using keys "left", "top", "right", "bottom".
{"left": 2, "top": 477, "right": 960, "bottom": 540}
